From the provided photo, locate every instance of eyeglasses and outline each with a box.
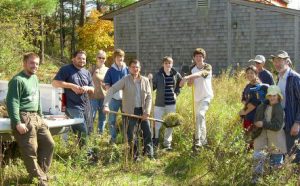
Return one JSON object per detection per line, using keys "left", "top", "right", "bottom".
{"left": 97, "top": 57, "right": 105, "bottom": 60}
{"left": 130, "top": 65, "right": 140, "bottom": 69}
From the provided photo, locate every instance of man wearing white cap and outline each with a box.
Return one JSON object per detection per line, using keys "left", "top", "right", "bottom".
{"left": 272, "top": 50, "right": 300, "bottom": 163}
{"left": 249, "top": 55, "right": 274, "bottom": 85}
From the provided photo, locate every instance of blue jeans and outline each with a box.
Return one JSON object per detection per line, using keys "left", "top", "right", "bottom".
{"left": 108, "top": 99, "right": 122, "bottom": 141}
{"left": 270, "top": 154, "right": 284, "bottom": 167}
{"left": 66, "top": 108, "right": 87, "bottom": 146}
{"left": 126, "top": 107, "right": 153, "bottom": 158}
{"left": 90, "top": 99, "right": 106, "bottom": 134}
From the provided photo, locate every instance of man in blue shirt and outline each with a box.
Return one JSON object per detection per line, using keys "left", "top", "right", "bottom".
{"left": 272, "top": 50, "right": 300, "bottom": 163}
{"left": 52, "top": 50, "right": 94, "bottom": 147}
{"left": 104, "top": 49, "right": 129, "bottom": 144}
{"left": 249, "top": 55, "right": 274, "bottom": 85}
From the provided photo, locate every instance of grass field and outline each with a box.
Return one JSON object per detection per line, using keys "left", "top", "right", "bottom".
{"left": 1, "top": 70, "right": 299, "bottom": 185}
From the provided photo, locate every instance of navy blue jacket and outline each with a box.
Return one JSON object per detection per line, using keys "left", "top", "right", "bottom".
{"left": 283, "top": 70, "right": 300, "bottom": 132}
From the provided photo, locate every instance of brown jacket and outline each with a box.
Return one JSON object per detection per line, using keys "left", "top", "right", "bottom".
{"left": 89, "top": 65, "right": 108, "bottom": 99}
{"left": 103, "top": 74, "right": 152, "bottom": 115}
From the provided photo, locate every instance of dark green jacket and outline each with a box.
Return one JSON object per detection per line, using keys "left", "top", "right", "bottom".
{"left": 252, "top": 102, "right": 284, "bottom": 139}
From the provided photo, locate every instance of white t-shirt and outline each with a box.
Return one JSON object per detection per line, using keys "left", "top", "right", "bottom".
{"left": 191, "top": 65, "right": 214, "bottom": 102}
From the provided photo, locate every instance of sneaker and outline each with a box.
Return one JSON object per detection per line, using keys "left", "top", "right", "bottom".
{"left": 192, "top": 145, "right": 201, "bottom": 153}
{"left": 163, "top": 146, "right": 173, "bottom": 151}
{"left": 109, "top": 138, "right": 116, "bottom": 145}
{"left": 152, "top": 138, "right": 159, "bottom": 148}
{"left": 148, "top": 155, "right": 155, "bottom": 161}
{"left": 134, "top": 156, "right": 141, "bottom": 162}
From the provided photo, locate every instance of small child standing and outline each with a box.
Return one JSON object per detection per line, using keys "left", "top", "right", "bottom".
{"left": 252, "top": 85, "right": 287, "bottom": 182}
{"left": 239, "top": 65, "right": 268, "bottom": 149}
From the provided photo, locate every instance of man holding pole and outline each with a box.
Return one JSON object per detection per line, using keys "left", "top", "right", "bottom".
{"left": 181, "top": 48, "right": 214, "bottom": 151}
{"left": 103, "top": 59, "right": 154, "bottom": 161}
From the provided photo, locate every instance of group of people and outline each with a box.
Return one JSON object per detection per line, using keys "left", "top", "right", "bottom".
{"left": 239, "top": 50, "right": 300, "bottom": 183}
{"left": 6, "top": 48, "right": 213, "bottom": 185}
{"left": 7, "top": 47, "right": 300, "bottom": 185}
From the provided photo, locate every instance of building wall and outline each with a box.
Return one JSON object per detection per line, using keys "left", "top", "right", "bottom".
{"left": 114, "top": 9, "right": 137, "bottom": 56}
{"left": 113, "top": 0, "right": 300, "bottom": 74}
{"left": 230, "top": 2, "right": 299, "bottom": 70}
{"left": 115, "top": 0, "right": 228, "bottom": 74}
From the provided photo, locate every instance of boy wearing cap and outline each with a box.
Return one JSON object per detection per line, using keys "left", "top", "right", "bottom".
{"left": 252, "top": 85, "right": 286, "bottom": 182}
{"left": 249, "top": 55, "right": 274, "bottom": 85}
{"left": 272, "top": 50, "right": 300, "bottom": 163}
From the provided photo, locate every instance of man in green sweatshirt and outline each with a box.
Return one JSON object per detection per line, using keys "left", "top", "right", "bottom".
{"left": 6, "top": 52, "right": 55, "bottom": 186}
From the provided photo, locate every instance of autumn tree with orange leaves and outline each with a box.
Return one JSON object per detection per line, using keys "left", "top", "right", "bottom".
{"left": 77, "top": 10, "right": 114, "bottom": 65}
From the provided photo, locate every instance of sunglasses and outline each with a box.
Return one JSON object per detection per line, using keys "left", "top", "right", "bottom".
{"left": 97, "top": 57, "right": 105, "bottom": 60}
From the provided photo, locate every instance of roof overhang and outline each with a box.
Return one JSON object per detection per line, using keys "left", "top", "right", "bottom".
{"left": 101, "top": 0, "right": 300, "bottom": 20}
{"left": 101, "top": 0, "right": 156, "bottom": 20}
{"left": 231, "top": 0, "right": 300, "bottom": 16}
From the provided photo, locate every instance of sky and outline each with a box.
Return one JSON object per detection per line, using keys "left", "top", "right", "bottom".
{"left": 288, "top": 0, "right": 300, "bottom": 10}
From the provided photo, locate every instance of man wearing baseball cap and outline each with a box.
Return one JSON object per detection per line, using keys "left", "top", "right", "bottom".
{"left": 249, "top": 55, "right": 274, "bottom": 85}
{"left": 272, "top": 50, "right": 300, "bottom": 163}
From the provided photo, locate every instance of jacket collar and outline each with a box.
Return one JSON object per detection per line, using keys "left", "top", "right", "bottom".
{"left": 112, "top": 62, "right": 127, "bottom": 71}
{"left": 159, "top": 67, "right": 177, "bottom": 75}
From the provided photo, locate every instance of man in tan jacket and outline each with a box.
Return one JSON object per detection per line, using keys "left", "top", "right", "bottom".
{"left": 103, "top": 59, "right": 153, "bottom": 160}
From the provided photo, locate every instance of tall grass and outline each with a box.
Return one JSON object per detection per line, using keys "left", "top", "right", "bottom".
{"left": 1, "top": 70, "right": 300, "bottom": 185}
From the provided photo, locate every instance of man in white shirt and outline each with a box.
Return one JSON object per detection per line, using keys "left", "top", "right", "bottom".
{"left": 182, "top": 48, "right": 214, "bottom": 151}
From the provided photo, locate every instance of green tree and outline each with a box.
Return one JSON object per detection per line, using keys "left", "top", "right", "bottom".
{"left": 77, "top": 10, "right": 114, "bottom": 64}
{"left": 0, "top": 0, "right": 58, "bottom": 78}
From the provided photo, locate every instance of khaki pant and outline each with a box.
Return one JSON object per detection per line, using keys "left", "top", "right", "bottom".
{"left": 195, "top": 100, "right": 210, "bottom": 146}
{"left": 13, "top": 112, "right": 55, "bottom": 182}
{"left": 154, "top": 105, "right": 176, "bottom": 148}
{"left": 254, "top": 129, "right": 287, "bottom": 154}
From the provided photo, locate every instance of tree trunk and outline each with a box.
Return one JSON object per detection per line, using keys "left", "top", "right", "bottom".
{"left": 79, "top": 0, "right": 86, "bottom": 27}
{"left": 39, "top": 15, "right": 44, "bottom": 64}
{"left": 71, "top": 0, "right": 76, "bottom": 56}
{"left": 96, "top": 0, "right": 101, "bottom": 11}
{"left": 60, "top": 0, "right": 64, "bottom": 62}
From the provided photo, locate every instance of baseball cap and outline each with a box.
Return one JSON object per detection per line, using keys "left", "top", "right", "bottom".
{"left": 266, "top": 85, "right": 283, "bottom": 100}
{"left": 248, "top": 55, "right": 266, "bottom": 64}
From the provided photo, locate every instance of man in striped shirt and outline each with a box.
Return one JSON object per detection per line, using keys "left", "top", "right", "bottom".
{"left": 151, "top": 56, "right": 183, "bottom": 151}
